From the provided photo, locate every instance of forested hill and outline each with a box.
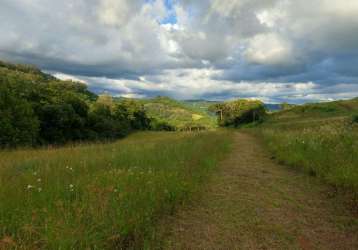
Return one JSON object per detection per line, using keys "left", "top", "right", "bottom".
{"left": 0, "top": 60, "right": 152, "bottom": 147}
{"left": 0, "top": 60, "right": 220, "bottom": 148}
{"left": 0, "top": 60, "right": 56, "bottom": 81}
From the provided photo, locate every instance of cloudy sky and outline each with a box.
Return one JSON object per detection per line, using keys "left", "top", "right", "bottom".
{"left": 1, "top": 0, "right": 358, "bottom": 103}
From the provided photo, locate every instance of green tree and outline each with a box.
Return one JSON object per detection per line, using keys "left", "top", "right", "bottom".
{"left": 0, "top": 84, "right": 39, "bottom": 147}
{"left": 209, "top": 99, "right": 266, "bottom": 127}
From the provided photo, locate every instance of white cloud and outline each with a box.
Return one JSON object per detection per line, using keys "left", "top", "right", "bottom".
{"left": 1, "top": 0, "right": 358, "bottom": 103}
{"left": 52, "top": 72, "right": 87, "bottom": 84}
{"left": 63, "top": 69, "right": 324, "bottom": 103}
{"left": 245, "top": 33, "right": 293, "bottom": 65}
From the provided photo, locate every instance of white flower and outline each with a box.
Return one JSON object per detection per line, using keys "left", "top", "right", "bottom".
{"left": 66, "top": 166, "right": 74, "bottom": 171}
{"left": 69, "top": 184, "right": 74, "bottom": 188}
{"left": 38, "top": 187, "right": 42, "bottom": 192}
{"left": 37, "top": 178, "right": 42, "bottom": 182}
{"left": 27, "top": 185, "right": 33, "bottom": 189}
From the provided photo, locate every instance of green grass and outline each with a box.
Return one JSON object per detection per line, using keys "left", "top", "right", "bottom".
{"left": 0, "top": 131, "right": 232, "bottom": 249}
{"left": 140, "top": 97, "right": 217, "bottom": 130}
{"left": 255, "top": 99, "right": 358, "bottom": 204}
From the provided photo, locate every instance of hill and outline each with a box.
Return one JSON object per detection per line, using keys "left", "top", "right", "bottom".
{"left": 0, "top": 60, "right": 152, "bottom": 147}
{"left": 266, "top": 98, "right": 358, "bottom": 125}
{"left": 256, "top": 97, "right": 358, "bottom": 202}
{"left": 138, "top": 97, "right": 217, "bottom": 131}
{"left": 181, "top": 99, "right": 219, "bottom": 115}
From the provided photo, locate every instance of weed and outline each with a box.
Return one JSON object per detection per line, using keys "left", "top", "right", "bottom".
{"left": 0, "top": 131, "right": 232, "bottom": 249}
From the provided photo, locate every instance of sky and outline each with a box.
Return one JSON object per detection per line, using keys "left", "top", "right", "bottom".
{"left": 1, "top": 0, "right": 358, "bottom": 103}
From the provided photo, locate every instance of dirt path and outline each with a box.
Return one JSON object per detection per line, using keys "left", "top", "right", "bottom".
{"left": 161, "top": 132, "right": 358, "bottom": 250}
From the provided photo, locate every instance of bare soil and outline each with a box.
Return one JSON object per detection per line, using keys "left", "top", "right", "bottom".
{"left": 160, "top": 132, "right": 358, "bottom": 250}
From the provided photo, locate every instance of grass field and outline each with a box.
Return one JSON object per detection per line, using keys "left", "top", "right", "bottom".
{"left": 0, "top": 131, "right": 232, "bottom": 249}
{"left": 255, "top": 99, "right": 358, "bottom": 206}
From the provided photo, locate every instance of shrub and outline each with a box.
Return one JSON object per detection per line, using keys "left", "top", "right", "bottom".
{"left": 352, "top": 114, "right": 358, "bottom": 123}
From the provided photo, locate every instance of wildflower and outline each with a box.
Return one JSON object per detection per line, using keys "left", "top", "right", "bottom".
{"left": 38, "top": 187, "right": 42, "bottom": 192}
{"left": 37, "top": 178, "right": 42, "bottom": 182}
{"left": 66, "top": 166, "right": 73, "bottom": 171}
{"left": 33, "top": 172, "right": 37, "bottom": 176}
{"left": 114, "top": 189, "right": 118, "bottom": 193}
{"left": 27, "top": 185, "right": 33, "bottom": 190}
{"left": 69, "top": 184, "right": 74, "bottom": 189}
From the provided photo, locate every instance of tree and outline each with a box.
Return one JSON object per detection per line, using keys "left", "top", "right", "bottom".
{"left": 120, "top": 99, "right": 151, "bottom": 130}
{"left": 209, "top": 99, "right": 266, "bottom": 127}
{"left": 0, "top": 84, "right": 39, "bottom": 147}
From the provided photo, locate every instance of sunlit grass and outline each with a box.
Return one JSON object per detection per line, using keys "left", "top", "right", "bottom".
{"left": 257, "top": 118, "right": 358, "bottom": 199}
{"left": 0, "top": 131, "right": 232, "bottom": 249}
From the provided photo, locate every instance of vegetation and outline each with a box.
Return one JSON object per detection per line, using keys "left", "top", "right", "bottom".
{"left": 209, "top": 99, "right": 266, "bottom": 127}
{"left": 269, "top": 99, "right": 358, "bottom": 124}
{"left": 256, "top": 99, "right": 358, "bottom": 204}
{"left": 1, "top": 59, "right": 357, "bottom": 248}
{"left": 352, "top": 114, "right": 358, "bottom": 123}
{"left": 182, "top": 99, "right": 219, "bottom": 115}
{"left": 0, "top": 131, "right": 232, "bottom": 249}
{"left": 279, "top": 102, "right": 296, "bottom": 110}
{"left": 138, "top": 96, "right": 217, "bottom": 131}
{"left": 0, "top": 61, "right": 152, "bottom": 148}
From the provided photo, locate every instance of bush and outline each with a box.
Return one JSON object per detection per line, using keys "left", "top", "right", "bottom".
{"left": 150, "top": 119, "right": 175, "bottom": 131}
{"left": 352, "top": 114, "right": 358, "bottom": 123}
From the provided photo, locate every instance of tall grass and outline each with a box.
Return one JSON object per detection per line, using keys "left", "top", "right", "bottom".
{"left": 258, "top": 119, "right": 358, "bottom": 201}
{"left": 0, "top": 131, "right": 232, "bottom": 249}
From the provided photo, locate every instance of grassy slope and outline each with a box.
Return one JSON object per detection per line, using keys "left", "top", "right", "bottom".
{"left": 139, "top": 97, "right": 217, "bottom": 130}
{"left": 181, "top": 99, "right": 219, "bottom": 115}
{"left": 0, "top": 131, "right": 232, "bottom": 249}
{"left": 256, "top": 98, "right": 358, "bottom": 202}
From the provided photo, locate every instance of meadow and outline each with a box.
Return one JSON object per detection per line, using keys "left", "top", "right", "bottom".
{"left": 0, "top": 131, "right": 232, "bottom": 249}
{"left": 255, "top": 101, "right": 358, "bottom": 206}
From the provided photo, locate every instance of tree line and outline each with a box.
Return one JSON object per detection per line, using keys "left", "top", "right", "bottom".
{"left": 0, "top": 61, "right": 154, "bottom": 148}
{"left": 209, "top": 99, "right": 266, "bottom": 127}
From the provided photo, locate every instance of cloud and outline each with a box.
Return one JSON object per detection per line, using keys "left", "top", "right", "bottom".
{"left": 53, "top": 68, "right": 358, "bottom": 104}
{"left": 1, "top": 0, "right": 358, "bottom": 103}
{"left": 245, "top": 33, "right": 293, "bottom": 65}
